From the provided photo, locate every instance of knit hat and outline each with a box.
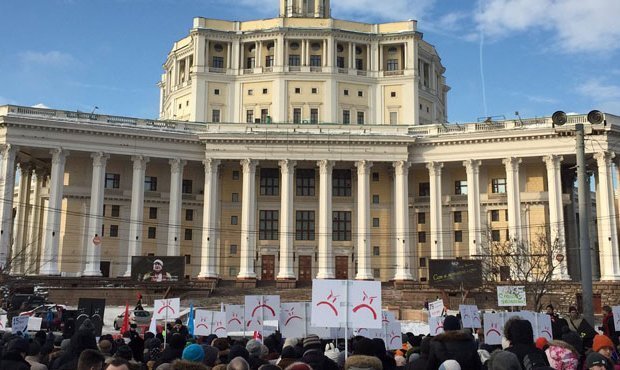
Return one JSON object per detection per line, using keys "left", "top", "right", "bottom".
{"left": 183, "top": 343, "right": 206, "bottom": 362}
{"left": 586, "top": 352, "right": 610, "bottom": 368}
{"left": 281, "top": 346, "right": 297, "bottom": 359}
{"left": 8, "top": 337, "right": 29, "bottom": 354}
{"left": 283, "top": 337, "right": 299, "bottom": 348}
{"left": 439, "top": 360, "right": 461, "bottom": 370}
{"left": 488, "top": 350, "right": 521, "bottom": 370}
{"left": 202, "top": 344, "right": 219, "bottom": 366}
{"left": 246, "top": 339, "right": 263, "bottom": 357}
{"left": 228, "top": 344, "right": 250, "bottom": 362}
{"left": 303, "top": 335, "right": 321, "bottom": 351}
{"left": 535, "top": 337, "right": 548, "bottom": 350}
{"left": 593, "top": 334, "right": 614, "bottom": 352}
{"left": 443, "top": 315, "right": 460, "bottom": 331}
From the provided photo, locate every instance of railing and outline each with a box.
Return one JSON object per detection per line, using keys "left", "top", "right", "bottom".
{"left": 209, "top": 67, "right": 226, "bottom": 73}
{"left": 357, "top": 70, "right": 367, "bottom": 76}
{"left": 309, "top": 66, "right": 322, "bottom": 72}
{"left": 243, "top": 68, "right": 254, "bottom": 74}
{"left": 384, "top": 70, "right": 404, "bottom": 76}
{"left": 338, "top": 68, "right": 348, "bottom": 74}
{"left": 289, "top": 66, "right": 301, "bottom": 72}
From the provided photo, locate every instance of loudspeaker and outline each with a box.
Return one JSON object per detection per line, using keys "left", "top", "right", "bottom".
{"left": 551, "top": 111, "right": 567, "bottom": 126}
{"left": 587, "top": 110, "right": 604, "bottom": 125}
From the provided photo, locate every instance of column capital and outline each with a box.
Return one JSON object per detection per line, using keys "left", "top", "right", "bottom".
{"left": 131, "top": 155, "right": 150, "bottom": 170}
{"left": 278, "top": 159, "right": 297, "bottom": 174}
{"left": 355, "top": 160, "right": 373, "bottom": 175}
{"left": 543, "top": 154, "right": 563, "bottom": 169}
{"left": 90, "top": 152, "right": 109, "bottom": 166}
{"left": 594, "top": 151, "right": 615, "bottom": 165}
{"left": 50, "top": 148, "right": 68, "bottom": 163}
{"left": 317, "top": 159, "right": 334, "bottom": 174}
{"left": 392, "top": 160, "right": 410, "bottom": 176}
{"left": 240, "top": 158, "right": 257, "bottom": 173}
{"left": 502, "top": 157, "right": 521, "bottom": 171}
{"left": 1, "top": 144, "right": 18, "bottom": 158}
{"left": 169, "top": 158, "right": 187, "bottom": 173}
{"left": 463, "top": 159, "right": 481, "bottom": 171}
{"left": 203, "top": 158, "right": 221, "bottom": 174}
{"left": 426, "top": 161, "right": 443, "bottom": 176}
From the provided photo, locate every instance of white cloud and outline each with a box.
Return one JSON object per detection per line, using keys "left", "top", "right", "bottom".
{"left": 18, "top": 50, "right": 76, "bottom": 67}
{"left": 32, "top": 103, "right": 49, "bottom": 109}
{"left": 577, "top": 79, "right": 620, "bottom": 100}
{"left": 476, "top": 0, "right": 620, "bottom": 53}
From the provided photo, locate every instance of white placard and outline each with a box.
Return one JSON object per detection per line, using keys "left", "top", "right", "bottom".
{"left": 612, "top": 306, "right": 620, "bottom": 329}
{"left": 194, "top": 310, "right": 213, "bottom": 336}
{"left": 11, "top": 316, "right": 29, "bottom": 333}
{"left": 280, "top": 302, "right": 307, "bottom": 339}
{"left": 0, "top": 315, "right": 6, "bottom": 331}
{"left": 226, "top": 304, "right": 245, "bottom": 333}
{"left": 382, "top": 311, "right": 397, "bottom": 326}
{"left": 385, "top": 321, "right": 403, "bottom": 350}
{"left": 505, "top": 310, "right": 536, "bottom": 331}
{"left": 307, "top": 302, "right": 335, "bottom": 339}
{"left": 428, "top": 316, "right": 445, "bottom": 335}
{"left": 311, "top": 279, "right": 346, "bottom": 328}
{"left": 153, "top": 298, "right": 181, "bottom": 319}
{"left": 497, "top": 286, "right": 526, "bottom": 306}
{"left": 429, "top": 299, "right": 445, "bottom": 317}
{"left": 213, "top": 312, "right": 227, "bottom": 337}
{"left": 245, "top": 295, "right": 280, "bottom": 331}
{"left": 536, "top": 313, "right": 553, "bottom": 341}
{"left": 148, "top": 317, "right": 157, "bottom": 334}
{"left": 27, "top": 317, "right": 43, "bottom": 331}
{"left": 483, "top": 313, "right": 504, "bottom": 345}
{"left": 348, "top": 280, "right": 382, "bottom": 329}
{"left": 459, "top": 305, "right": 481, "bottom": 329}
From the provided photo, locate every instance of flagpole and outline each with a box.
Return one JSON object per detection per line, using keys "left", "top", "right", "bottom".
{"left": 344, "top": 280, "right": 349, "bottom": 361}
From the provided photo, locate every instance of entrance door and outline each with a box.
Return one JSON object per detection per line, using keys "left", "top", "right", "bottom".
{"left": 261, "top": 255, "right": 275, "bottom": 280}
{"left": 298, "top": 256, "right": 312, "bottom": 281}
{"left": 100, "top": 261, "right": 110, "bottom": 277}
{"left": 335, "top": 256, "right": 348, "bottom": 280}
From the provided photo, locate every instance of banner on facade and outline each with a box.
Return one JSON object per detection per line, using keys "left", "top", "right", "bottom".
{"left": 497, "top": 286, "right": 527, "bottom": 306}
{"left": 428, "top": 259, "right": 483, "bottom": 289}
{"left": 131, "top": 256, "right": 185, "bottom": 282}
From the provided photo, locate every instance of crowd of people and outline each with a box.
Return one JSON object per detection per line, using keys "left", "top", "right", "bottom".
{"left": 0, "top": 304, "right": 619, "bottom": 370}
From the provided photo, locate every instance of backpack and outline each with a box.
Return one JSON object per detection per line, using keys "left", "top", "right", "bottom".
{"left": 522, "top": 350, "right": 549, "bottom": 370}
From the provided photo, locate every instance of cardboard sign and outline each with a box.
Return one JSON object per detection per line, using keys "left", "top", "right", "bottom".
{"left": 429, "top": 299, "right": 445, "bottom": 318}
{"left": 497, "top": 286, "right": 526, "bottom": 306}
{"left": 194, "top": 310, "right": 213, "bottom": 336}
{"left": 429, "top": 316, "right": 445, "bottom": 335}
{"left": 244, "top": 295, "right": 280, "bottom": 331}
{"left": 385, "top": 321, "right": 403, "bottom": 350}
{"left": 27, "top": 317, "right": 43, "bottom": 331}
{"left": 153, "top": 298, "right": 180, "bottom": 319}
{"left": 348, "top": 280, "right": 382, "bottom": 329}
{"left": 226, "top": 304, "right": 245, "bottom": 333}
{"left": 307, "top": 302, "right": 335, "bottom": 339}
{"left": 11, "top": 316, "right": 29, "bottom": 333}
{"left": 483, "top": 313, "right": 504, "bottom": 345}
{"left": 280, "top": 302, "right": 307, "bottom": 339}
{"left": 459, "top": 305, "right": 481, "bottom": 328}
{"left": 0, "top": 315, "right": 6, "bottom": 330}
{"left": 612, "top": 306, "right": 620, "bottom": 330}
{"left": 536, "top": 313, "right": 553, "bottom": 341}
{"left": 148, "top": 317, "right": 157, "bottom": 334}
{"left": 213, "top": 312, "right": 227, "bottom": 337}
{"left": 311, "top": 279, "right": 346, "bottom": 328}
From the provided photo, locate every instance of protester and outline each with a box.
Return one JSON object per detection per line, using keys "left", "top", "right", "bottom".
{"left": 586, "top": 352, "right": 612, "bottom": 370}
{"left": 300, "top": 335, "right": 338, "bottom": 370}
{"left": 592, "top": 334, "right": 620, "bottom": 370}
{"left": 487, "top": 350, "right": 521, "bottom": 370}
{"left": 426, "top": 315, "right": 482, "bottom": 370}
{"left": 106, "top": 357, "right": 131, "bottom": 370}
{"left": 566, "top": 306, "right": 596, "bottom": 349}
{"left": 76, "top": 349, "right": 104, "bottom": 370}
{"left": 546, "top": 304, "right": 569, "bottom": 340}
{"left": 601, "top": 306, "right": 619, "bottom": 347}
{"left": 0, "top": 337, "right": 31, "bottom": 370}
{"left": 545, "top": 340, "right": 580, "bottom": 370}
{"left": 26, "top": 341, "right": 48, "bottom": 370}
{"left": 503, "top": 317, "right": 550, "bottom": 369}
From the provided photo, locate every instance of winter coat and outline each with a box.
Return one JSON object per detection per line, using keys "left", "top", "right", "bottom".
{"left": 345, "top": 355, "right": 383, "bottom": 370}
{"left": 548, "top": 314, "right": 569, "bottom": 340}
{"left": 0, "top": 351, "right": 31, "bottom": 370}
{"left": 567, "top": 316, "right": 596, "bottom": 349}
{"left": 545, "top": 340, "right": 579, "bottom": 370}
{"left": 426, "top": 330, "right": 482, "bottom": 370}
{"left": 301, "top": 349, "right": 339, "bottom": 370}
{"left": 603, "top": 313, "right": 620, "bottom": 347}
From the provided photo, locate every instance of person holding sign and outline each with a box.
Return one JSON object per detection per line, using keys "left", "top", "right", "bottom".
{"left": 426, "top": 315, "right": 482, "bottom": 370}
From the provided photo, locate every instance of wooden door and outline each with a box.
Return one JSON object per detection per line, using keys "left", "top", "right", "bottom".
{"left": 100, "top": 261, "right": 110, "bottom": 277}
{"left": 261, "top": 255, "right": 275, "bottom": 280}
{"left": 335, "top": 256, "right": 348, "bottom": 280}
{"left": 298, "top": 256, "right": 312, "bottom": 281}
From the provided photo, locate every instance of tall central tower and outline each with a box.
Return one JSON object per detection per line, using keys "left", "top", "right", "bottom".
{"left": 279, "top": 0, "right": 330, "bottom": 18}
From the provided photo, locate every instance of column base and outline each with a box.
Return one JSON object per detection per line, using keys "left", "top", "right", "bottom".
{"left": 236, "top": 277, "right": 257, "bottom": 288}
{"left": 196, "top": 274, "right": 219, "bottom": 280}
{"left": 316, "top": 272, "right": 335, "bottom": 279}
{"left": 82, "top": 269, "right": 102, "bottom": 277}
{"left": 393, "top": 279, "right": 416, "bottom": 289}
{"left": 276, "top": 278, "right": 297, "bottom": 289}
{"left": 600, "top": 274, "right": 620, "bottom": 282}
{"left": 355, "top": 272, "right": 374, "bottom": 280}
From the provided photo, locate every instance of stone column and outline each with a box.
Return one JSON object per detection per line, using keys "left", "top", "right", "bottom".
{"left": 316, "top": 159, "right": 334, "bottom": 278}
{"left": 198, "top": 158, "right": 220, "bottom": 278}
{"left": 464, "top": 160, "right": 482, "bottom": 258}
{"left": 25, "top": 170, "right": 43, "bottom": 274}
{"left": 427, "top": 162, "right": 443, "bottom": 259}
{"left": 12, "top": 163, "right": 33, "bottom": 274}
{"left": 238, "top": 159, "right": 258, "bottom": 279}
{"left": 277, "top": 160, "right": 296, "bottom": 280}
{"left": 543, "top": 155, "right": 570, "bottom": 280}
{"left": 82, "top": 152, "right": 109, "bottom": 277}
{"left": 40, "top": 148, "right": 67, "bottom": 275}
{"left": 123, "top": 155, "right": 149, "bottom": 277}
{"left": 503, "top": 157, "right": 522, "bottom": 242}
{"left": 393, "top": 160, "right": 413, "bottom": 280}
{"left": 167, "top": 158, "right": 186, "bottom": 257}
{"left": 355, "top": 160, "right": 373, "bottom": 280}
{"left": 595, "top": 152, "right": 620, "bottom": 280}
{"left": 0, "top": 145, "right": 17, "bottom": 270}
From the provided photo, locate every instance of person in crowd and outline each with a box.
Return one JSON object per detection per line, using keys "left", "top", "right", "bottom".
{"left": 276, "top": 346, "right": 299, "bottom": 370}
{"left": 201, "top": 344, "right": 219, "bottom": 368}
{"left": 143, "top": 337, "right": 162, "bottom": 367}
{"left": 426, "top": 315, "right": 482, "bottom": 370}
{"left": 246, "top": 339, "right": 268, "bottom": 370}
{"left": 76, "top": 349, "right": 104, "bottom": 370}
{"left": 546, "top": 304, "right": 569, "bottom": 340}
{"left": 566, "top": 306, "right": 596, "bottom": 349}
{"left": 438, "top": 359, "right": 461, "bottom": 370}
{"left": 592, "top": 334, "right": 620, "bottom": 370}
{"left": 106, "top": 358, "right": 131, "bottom": 370}
{"left": 98, "top": 339, "right": 113, "bottom": 363}
{"left": 172, "top": 319, "right": 190, "bottom": 338}
{"left": 228, "top": 356, "right": 251, "bottom": 370}
{"left": 487, "top": 350, "right": 521, "bottom": 370}
{"left": 0, "top": 337, "right": 31, "bottom": 370}
{"left": 545, "top": 339, "right": 580, "bottom": 370}
{"left": 343, "top": 350, "right": 383, "bottom": 370}
{"left": 300, "top": 335, "right": 338, "bottom": 370}
{"left": 154, "top": 333, "right": 186, "bottom": 369}
{"left": 51, "top": 325, "right": 99, "bottom": 370}
{"left": 503, "top": 317, "right": 550, "bottom": 369}
{"left": 586, "top": 352, "right": 612, "bottom": 370}
{"left": 25, "top": 341, "right": 48, "bottom": 370}
{"left": 601, "top": 306, "right": 619, "bottom": 347}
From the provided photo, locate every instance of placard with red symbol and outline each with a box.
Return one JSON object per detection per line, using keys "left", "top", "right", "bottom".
{"left": 428, "top": 316, "right": 445, "bottom": 336}
{"left": 194, "top": 310, "right": 213, "bottom": 336}
{"left": 244, "top": 295, "right": 280, "bottom": 331}
{"left": 311, "top": 279, "right": 346, "bottom": 328}
{"left": 212, "top": 312, "right": 227, "bottom": 337}
{"left": 153, "top": 298, "right": 180, "bottom": 319}
{"left": 612, "top": 306, "right": 620, "bottom": 330}
{"left": 505, "top": 310, "right": 536, "bottom": 331}
{"left": 483, "top": 313, "right": 504, "bottom": 345}
{"left": 307, "top": 302, "right": 336, "bottom": 339}
{"left": 536, "top": 313, "right": 553, "bottom": 341}
{"left": 0, "top": 315, "right": 6, "bottom": 331}
{"left": 348, "top": 280, "right": 382, "bottom": 328}
{"left": 226, "top": 304, "right": 245, "bottom": 333}
{"left": 280, "top": 302, "right": 307, "bottom": 339}
{"left": 459, "top": 304, "right": 481, "bottom": 329}
{"left": 385, "top": 321, "right": 403, "bottom": 350}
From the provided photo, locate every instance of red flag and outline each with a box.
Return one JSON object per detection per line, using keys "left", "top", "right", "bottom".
{"left": 120, "top": 302, "right": 130, "bottom": 335}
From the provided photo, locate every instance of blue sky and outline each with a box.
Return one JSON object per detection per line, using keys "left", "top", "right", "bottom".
{"left": 1, "top": 0, "right": 619, "bottom": 123}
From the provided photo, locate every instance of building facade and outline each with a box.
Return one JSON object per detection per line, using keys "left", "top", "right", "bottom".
{"left": 1, "top": 2, "right": 620, "bottom": 285}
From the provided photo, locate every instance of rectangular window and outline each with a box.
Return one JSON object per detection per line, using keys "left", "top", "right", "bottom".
{"left": 454, "top": 230, "right": 463, "bottom": 242}
{"left": 246, "top": 57, "right": 255, "bottom": 69}
{"left": 262, "top": 88, "right": 268, "bottom": 94}
{"left": 491, "top": 229, "right": 501, "bottom": 242}
{"left": 293, "top": 108, "right": 302, "bottom": 124}
{"left": 343, "top": 110, "right": 350, "bottom": 125}
{"left": 147, "top": 227, "right": 156, "bottom": 239}
{"left": 248, "top": 89, "right": 253, "bottom": 96}
{"left": 389, "top": 111, "right": 398, "bottom": 125}
{"left": 229, "top": 267, "right": 238, "bottom": 277}
{"left": 310, "top": 55, "right": 321, "bottom": 66}
{"left": 419, "top": 257, "right": 427, "bottom": 268}
{"left": 372, "top": 172, "right": 379, "bottom": 181}
{"left": 260, "top": 168, "right": 279, "bottom": 196}
{"left": 111, "top": 205, "right": 120, "bottom": 218}
{"left": 373, "top": 246, "right": 380, "bottom": 256}
{"left": 419, "top": 182, "right": 430, "bottom": 196}
{"left": 418, "top": 231, "right": 426, "bottom": 243}
{"left": 212, "top": 109, "right": 220, "bottom": 123}
{"left": 231, "top": 215, "right": 238, "bottom": 225}
{"left": 232, "top": 170, "right": 240, "bottom": 180}
{"left": 182, "top": 179, "right": 193, "bottom": 194}
{"left": 105, "top": 173, "right": 120, "bottom": 189}
{"left": 214, "top": 89, "right": 220, "bottom": 95}
{"left": 491, "top": 210, "right": 500, "bottom": 222}
{"left": 109, "top": 225, "right": 119, "bottom": 237}
{"left": 230, "top": 244, "right": 238, "bottom": 255}
{"left": 294, "top": 87, "right": 301, "bottom": 94}
{"left": 184, "top": 228, "right": 193, "bottom": 241}
{"left": 418, "top": 212, "right": 426, "bottom": 224}
{"left": 387, "top": 59, "right": 399, "bottom": 71}
{"left": 265, "top": 55, "right": 274, "bottom": 67}
{"left": 246, "top": 110, "right": 254, "bottom": 123}
{"left": 356, "top": 111, "right": 365, "bottom": 125}
{"left": 454, "top": 211, "right": 462, "bottom": 223}
{"left": 357, "top": 91, "right": 363, "bottom": 97}
{"left": 372, "top": 195, "right": 380, "bottom": 204}
{"left": 336, "top": 56, "right": 345, "bottom": 68}
{"left": 261, "top": 109, "right": 269, "bottom": 123}
{"left": 145, "top": 176, "right": 157, "bottom": 191}
{"left": 289, "top": 55, "right": 300, "bottom": 66}
{"left": 259, "top": 210, "right": 279, "bottom": 240}
{"left": 333, "top": 169, "right": 352, "bottom": 197}
{"left": 311, "top": 87, "right": 318, "bottom": 94}
{"left": 344, "top": 89, "right": 349, "bottom": 96}
{"left": 212, "top": 56, "right": 224, "bottom": 68}
{"left": 455, "top": 180, "right": 468, "bottom": 195}
{"left": 310, "top": 108, "right": 318, "bottom": 124}
{"left": 185, "top": 209, "right": 194, "bottom": 221}
{"left": 149, "top": 207, "right": 158, "bottom": 219}
{"left": 296, "top": 210, "right": 315, "bottom": 240}
{"left": 372, "top": 218, "right": 380, "bottom": 227}
{"left": 296, "top": 169, "right": 315, "bottom": 196}
{"left": 492, "top": 178, "right": 507, "bottom": 194}
{"left": 356, "top": 58, "right": 363, "bottom": 70}
{"left": 505, "top": 209, "right": 509, "bottom": 221}
{"left": 185, "top": 254, "right": 191, "bottom": 265}
{"left": 332, "top": 211, "right": 352, "bottom": 241}
{"left": 231, "top": 192, "right": 239, "bottom": 202}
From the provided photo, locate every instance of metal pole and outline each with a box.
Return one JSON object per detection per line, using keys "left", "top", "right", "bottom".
{"left": 576, "top": 123, "right": 594, "bottom": 325}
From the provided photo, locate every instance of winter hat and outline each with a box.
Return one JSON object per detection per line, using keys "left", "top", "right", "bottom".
{"left": 145, "top": 337, "right": 162, "bottom": 350}
{"left": 202, "top": 345, "right": 219, "bottom": 366}
{"left": 586, "top": 352, "right": 610, "bottom": 368}
{"left": 303, "top": 335, "right": 321, "bottom": 351}
{"left": 443, "top": 315, "right": 460, "bottom": 331}
{"left": 98, "top": 339, "right": 113, "bottom": 353}
{"left": 8, "top": 337, "right": 29, "bottom": 354}
{"left": 183, "top": 343, "right": 206, "bottom": 362}
{"left": 283, "top": 337, "right": 299, "bottom": 348}
{"left": 535, "top": 337, "right": 549, "bottom": 350}
{"left": 212, "top": 337, "right": 230, "bottom": 351}
{"left": 228, "top": 344, "right": 250, "bottom": 362}
{"left": 439, "top": 359, "right": 461, "bottom": 370}
{"left": 344, "top": 355, "right": 383, "bottom": 370}
{"left": 116, "top": 345, "right": 134, "bottom": 361}
{"left": 246, "top": 339, "right": 263, "bottom": 357}
{"left": 488, "top": 350, "right": 521, "bottom": 370}
{"left": 593, "top": 334, "right": 615, "bottom": 353}
{"left": 353, "top": 337, "right": 375, "bottom": 356}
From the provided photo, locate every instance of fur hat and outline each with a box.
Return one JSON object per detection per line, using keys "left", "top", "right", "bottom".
{"left": 345, "top": 355, "right": 383, "bottom": 370}
{"left": 443, "top": 315, "right": 460, "bottom": 331}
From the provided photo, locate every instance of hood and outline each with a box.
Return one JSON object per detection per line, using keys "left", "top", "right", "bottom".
{"left": 345, "top": 355, "right": 383, "bottom": 370}
{"left": 547, "top": 340, "right": 578, "bottom": 354}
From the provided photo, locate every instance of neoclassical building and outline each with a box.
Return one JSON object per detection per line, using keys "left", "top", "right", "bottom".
{"left": 1, "top": 1, "right": 619, "bottom": 285}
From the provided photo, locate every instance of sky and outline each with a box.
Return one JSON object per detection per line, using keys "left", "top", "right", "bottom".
{"left": 1, "top": 0, "right": 619, "bottom": 123}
